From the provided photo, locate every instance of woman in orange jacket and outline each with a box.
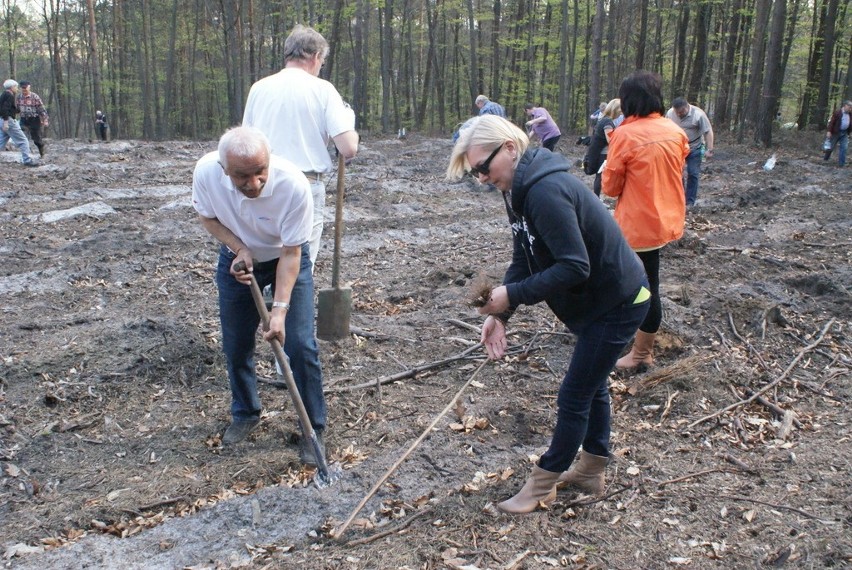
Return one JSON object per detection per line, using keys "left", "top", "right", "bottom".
{"left": 602, "top": 71, "right": 689, "bottom": 369}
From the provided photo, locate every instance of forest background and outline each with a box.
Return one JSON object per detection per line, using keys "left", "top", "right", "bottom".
{"left": 1, "top": 0, "right": 851, "bottom": 146}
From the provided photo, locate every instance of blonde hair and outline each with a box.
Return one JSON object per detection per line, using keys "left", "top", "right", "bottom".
{"left": 446, "top": 115, "right": 529, "bottom": 180}
{"left": 604, "top": 98, "right": 621, "bottom": 119}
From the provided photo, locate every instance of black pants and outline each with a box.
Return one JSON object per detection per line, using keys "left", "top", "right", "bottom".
{"left": 542, "top": 135, "right": 561, "bottom": 151}
{"left": 20, "top": 117, "right": 44, "bottom": 156}
{"left": 636, "top": 248, "right": 662, "bottom": 334}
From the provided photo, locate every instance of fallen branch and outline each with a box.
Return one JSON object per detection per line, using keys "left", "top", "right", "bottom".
{"left": 657, "top": 468, "right": 734, "bottom": 488}
{"left": 716, "top": 494, "right": 834, "bottom": 523}
{"left": 331, "top": 358, "right": 488, "bottom": 540}
{"left": 325, "top": 343, "right": 483, "bottom": 393}
{"left": 344, "top": 507, "right": 434, "bottom": 547}
{"left": 687, "top": 318, "right": 835, "bottom": 429}
{"left": 741, "top": 387, "right": 802, "bottom": 428}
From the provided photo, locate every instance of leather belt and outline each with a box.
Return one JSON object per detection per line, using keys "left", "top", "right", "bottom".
{"left": 303, "top": 171, "right": 324, "bottom": 182}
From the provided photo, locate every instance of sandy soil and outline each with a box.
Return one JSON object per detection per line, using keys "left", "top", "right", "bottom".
{"left": 1, "top": 131, "right": 850, "bottom": 569}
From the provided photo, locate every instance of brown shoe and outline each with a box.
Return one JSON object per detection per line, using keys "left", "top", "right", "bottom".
{"left": 616, "top": 331, "right": 656, "bottom": 369}
{"left": 556, "top": 450, "right": 608, "bottom": 495}
{"left": 496, "top": 465, "right": 560, "bottom": 514}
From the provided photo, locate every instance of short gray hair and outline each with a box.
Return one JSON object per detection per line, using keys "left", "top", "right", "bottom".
{"left": 218, "top": 126, "right": 270, "bottom": 169}
{"left": 284, "top": 25, "right": 329, "bottom": 64}
{"left": 475, "top": 95, "right": 489, "bottom": 105}
{"left": 3, "top": 79, "right": 18, "bottom": 89}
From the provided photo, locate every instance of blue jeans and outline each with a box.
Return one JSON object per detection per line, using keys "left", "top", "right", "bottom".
{"left": 684, "top": 148, "right": 702, "bottom": 206}
{"left": 216, "top": 243, "right": 326, "bottom": 431}
{"left": 0, "top": 118, "right": 35, "bottom": 164}
{"left": 538, "top": 287, "right": 650, "bottom": 472}
{"left": 825, "top": 133, "right": 849, "bottom": 166}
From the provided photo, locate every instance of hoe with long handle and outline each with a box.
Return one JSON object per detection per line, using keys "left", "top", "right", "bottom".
{"left": 235, "top": 261, "right": 337, "bottom": 488}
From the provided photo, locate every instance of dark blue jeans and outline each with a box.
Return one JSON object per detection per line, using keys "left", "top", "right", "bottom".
{"left": 216, "top": 244, "right": 326, "bottom": 431}
{"left": 684, "top": 148, "right": 702, "bottom": 206}
{"left": 538, "top": 287, "right": 650, "bottom": 472}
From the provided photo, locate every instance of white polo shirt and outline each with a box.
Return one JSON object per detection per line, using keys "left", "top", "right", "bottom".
{"left": 192, "top": 151, "right": 313, "bottom": 262}
{"left": 242, "top": 68, "right": 356, "bottom": 174}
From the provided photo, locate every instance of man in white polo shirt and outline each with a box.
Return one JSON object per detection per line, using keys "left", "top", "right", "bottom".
{"left": 243, "top": 24, "right": 359, "bottom": 268}
{"left": 192, "top": 126, "right": 326, "bottom": 464}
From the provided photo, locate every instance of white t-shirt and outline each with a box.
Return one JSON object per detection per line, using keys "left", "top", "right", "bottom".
{"left": 192, "top": 151, "right": 313, "bottom": 262}
{"left": 242, "top": 68, "right": 356, "bottom": 174}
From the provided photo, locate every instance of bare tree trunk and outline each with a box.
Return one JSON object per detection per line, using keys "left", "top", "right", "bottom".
{"left": 740, "top": 0, "right": 772, "bottom": 137}
{"left": 589, "top": 0, "right": 605, "bottom": 120}
{"left": 635, "top": 0, "right": 648, "bottom": 70}
{"left": 42, "top": 0, "right": 70, "bottom": 137}
{"left": 815, "top": 0, "right": 839, "bottom": 130}
{"left": 85, "top": 0, "right": 104, "bottom": 128}
{"left": 379, "top": 5, "right": 391, "bottom": 132}
{"left": 755, "top": 0, "right": 787, "bottom": 146}
{"left": 715, "top": 0, "right": 743, "bottom": 126}
{"left": 686, "top": 1, "right": 711, "bottom": 103}
{"left": 465, "top": 0, "right": 479, "bottom": 109}
{"left": 672, "top": 2, "right": 689, "bottom": 94}
{"left": 492, "top": 0, "right": 501, "bottom": 101}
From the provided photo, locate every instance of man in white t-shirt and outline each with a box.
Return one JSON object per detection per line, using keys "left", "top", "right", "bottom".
{"left": 192, "top": 126, "right": 326, "bottom": 464}
{"left": 243, "top": 25, "right": 359, "bottom": 268}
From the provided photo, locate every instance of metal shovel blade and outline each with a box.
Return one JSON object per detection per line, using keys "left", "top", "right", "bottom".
{"left": 316, "top": 287, "right": 351, "bottom": 340}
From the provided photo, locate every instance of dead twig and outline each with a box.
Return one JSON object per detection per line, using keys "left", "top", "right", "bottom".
{"left": 728, "top": 312, "right": 769, "bottom": 370}
{"left": 325, "top": 343, "right": 483, "bottom": 393}
{"left": 687, "top": 319, "right": 835, "bottom": 429}
{"left": 446, "top": 318, "right": 481, "bottom": 335}
{"left": 716, "top": 494, "right": 834, "bottom": 523}
{"left": 716, "top": 452, "right": 758, "bottom": 473}
{"left": 741, "top": 387, "right": 803, "bottom": 428}
{"left": 331, "top": 359, "right": 489, "bottom": 540}
{"left": 344, "top": 507, "right": 434, "bottom": 547}
{"left": 657, "top": 468, "right": 735, "bottom": 488}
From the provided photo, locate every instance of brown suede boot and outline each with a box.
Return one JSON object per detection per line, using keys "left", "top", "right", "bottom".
{"left": 615, "top": 330, "right": 656, "bottom": 369}
{"left": 556, "top": 450, "right": 608, "bottom": 495}
{"left": 496, "top": 465, "right": 561, "bottom": 514}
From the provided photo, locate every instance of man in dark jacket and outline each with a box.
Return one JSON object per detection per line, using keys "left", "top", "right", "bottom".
{"left": 1, "top": 79, "right": 38, "bottom": 166}
{"left": 824, "top": 100, "right": 851, "bottom": 166}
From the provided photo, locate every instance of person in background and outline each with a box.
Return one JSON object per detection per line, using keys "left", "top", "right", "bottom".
{"left": 192, "top": 126, "right": 327, "bottom": 464}
{"left": 583, "top": 98, "right": 621, "bottom": 196}
{"left": 243, "top": 24, "right": 358, "bottom": 268}
{"left": 447, "top": 115, "right": 649, "bottom": 514}
{"left": 475, "top": 95, "right": 506, "bottom": 118}
{"left": 666, "top": 97, "right": 714, "bottom": 207}
{"left": 1, "top": 79, "right": 38, "bottom": 166}
{"left": 588, "top": 102, "right": 606, "bottom": 134}
{"left": 603, "top": 71, "right": 689, "bottom": 371}
{"left": 16, "top": 81, "right": 49, "bottom": 158}
{"left": 523, "top": 103, "right": 561, "bottom": 151}
{"left": 95, "top": 110, "right": 109, "bottom": 141}
{"left": 824, "top": 100, "right": 851, "bottom": 167}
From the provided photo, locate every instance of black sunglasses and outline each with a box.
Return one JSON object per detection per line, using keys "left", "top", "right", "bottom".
{"left": 469, "top": 143, "right": 504, "bottom": 177}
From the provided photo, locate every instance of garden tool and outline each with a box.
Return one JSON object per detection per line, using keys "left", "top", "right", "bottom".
{"left": 317, "top": 154, "right": 351, "bottom": 340}
{"left": 235, "top": 260, "right": 338, "bottom": 488}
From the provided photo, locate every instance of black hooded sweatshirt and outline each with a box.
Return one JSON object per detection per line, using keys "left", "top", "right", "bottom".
{"left": 502, "top": 148, "right": 647, "bottom": 330}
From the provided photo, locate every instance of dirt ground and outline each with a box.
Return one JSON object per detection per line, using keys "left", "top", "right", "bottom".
{"left": 1, "top": 129, "right": 850, "bottom": 570}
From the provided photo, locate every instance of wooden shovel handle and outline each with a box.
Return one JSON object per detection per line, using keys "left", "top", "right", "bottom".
{"left": 331, "top": 154, "right": 345, "bottom": 289}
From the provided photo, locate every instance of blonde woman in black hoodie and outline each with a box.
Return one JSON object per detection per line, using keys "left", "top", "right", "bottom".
{"left": 447, "top": 115, "right": 650, "bottom": 514}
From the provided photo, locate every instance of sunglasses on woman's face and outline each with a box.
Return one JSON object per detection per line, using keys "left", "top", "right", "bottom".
{"left": 469, "top": 143, "right": 505, "bottom": 177}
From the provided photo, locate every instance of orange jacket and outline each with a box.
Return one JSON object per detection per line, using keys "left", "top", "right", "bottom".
{"left": 602, "top": 113, "right": 689, "bottom": 250}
